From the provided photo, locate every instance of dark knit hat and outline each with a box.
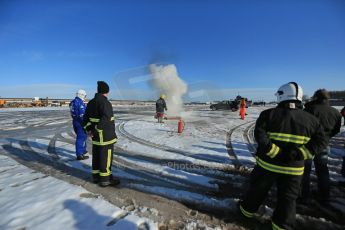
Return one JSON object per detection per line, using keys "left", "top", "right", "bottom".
{"left": 97, "top": 81, "right": 109, "bottom": 94}
{"left": 313, "top": 88, "right": 330, "bottom": 101}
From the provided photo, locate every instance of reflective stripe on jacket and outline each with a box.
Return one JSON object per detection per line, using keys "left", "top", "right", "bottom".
{"left": 254, "top": 102, "right": 327, "bottom": 175}
{"left": 83, "top": 93, "right": 117, "bottom": 146}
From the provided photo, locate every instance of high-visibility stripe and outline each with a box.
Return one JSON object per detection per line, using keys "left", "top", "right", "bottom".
{"left": 272, "top": 222, "right": 285, "bottom": 230}
{"left": 92, "top": 138, "right": 117, "bottom": 146}
{"left": 106, "top": 148, "right": 111, "bottom": 175}
{"left": 299, "top": 146, "right": 307, "bottom": 159}
{"left": 90, "top": 117, "right": 115, "bottom": 122}
{"left": 90, "top": 118, "right": 100, "bottom": 122}
{"left": 299, "top": 146, "right": 313, "bottom": 160}
{"left": 95, "top": 126, "right": 104, "bottom": 143}
{"left": 84, "top": 122, "right": 91, "bottom": 129}
{"left": 100, "top": 172, "right": 112, "bottom": 176}
{"left": 100, "top": 149, "right": 112, "bottom": 177}
{"left": 92, "top": 170, "right": 100, "bottom": 174}
{"left": 268, "top": 132, "right": 310, "bottom": 145}
{"left": 256, "top": 157, "right": 304, "bottom": 176}
{"left": 239, "top": 205, "right": 254, "bottom": 218}
{"left": 267, "top": 143, "right": 280, "bottom": 158}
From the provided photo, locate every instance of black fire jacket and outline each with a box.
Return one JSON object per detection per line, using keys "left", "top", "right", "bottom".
{"left": 254, "top": 101, "right": 327, "bottom": 176}
{"left": 83, "top": 93, "right": 117, "bottom": 146}
{"left": 156, "top": 98, "right": 167, "bottom": 113}
{"left": 304, "top": 99, "right": 341, "bottom": 143}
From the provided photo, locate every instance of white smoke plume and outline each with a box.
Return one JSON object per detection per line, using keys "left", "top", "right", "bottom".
{"left": 149, "top": 64, "right": 188, "bottom": 117}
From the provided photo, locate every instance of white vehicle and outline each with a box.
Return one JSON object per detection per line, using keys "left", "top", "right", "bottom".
{"left": 51, "top": 101, "right": 61, "bottom": 107}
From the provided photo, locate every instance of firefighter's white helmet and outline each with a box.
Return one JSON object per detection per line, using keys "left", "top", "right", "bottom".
{"left": 76, "top": 89, "right": 87, "bottom": 101}
{"left": 275, "top": 82, "right": 303, "bottom": 103}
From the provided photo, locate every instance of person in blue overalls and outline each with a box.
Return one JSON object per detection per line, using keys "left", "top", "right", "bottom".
{"left": 70, "top": 89, "right": 89, "bottom": 160}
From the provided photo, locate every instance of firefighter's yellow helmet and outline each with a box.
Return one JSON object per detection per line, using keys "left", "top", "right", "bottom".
{"left": 160, "top": 94, "right": 166, "bottom": 99}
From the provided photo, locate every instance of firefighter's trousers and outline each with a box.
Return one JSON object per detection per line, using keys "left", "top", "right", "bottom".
{"left": 239, "top": 165, "right": 302, "bottom": 230}
{"left": 301, "top": 147, "right": 330, "bottom": 201}
{"left": 92, "top": 144, "right": 114, "bottom": 183}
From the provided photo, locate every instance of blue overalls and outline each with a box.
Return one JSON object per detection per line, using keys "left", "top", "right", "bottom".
{"left": 70, "top": 97, "right": 87, "bottom": 157}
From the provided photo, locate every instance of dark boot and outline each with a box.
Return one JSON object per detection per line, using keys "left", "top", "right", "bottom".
{"left": 99, "top": 177, "right": 120, "bottom": 187}
{"left": 77, "top": 154, "right": 89, "bottom": 160}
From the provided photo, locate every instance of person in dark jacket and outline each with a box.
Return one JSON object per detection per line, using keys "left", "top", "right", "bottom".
{"left": 341, "top": 144, "right": 345, "bottom": 177}
{"left": 156, "top": 94, "right": 167, "bottom": 123}
{"left": 239, "top": 82, "right": 327, "bottom": 230}
{"left": 69, "top": 89, "right": 89, "bottom": 160}
{"left": 341, "top": 106, "right": 345, "bottom": 126}
{"left": 83, "top": 81, "right": 119, "bottom": 187}
{"left": 300, "top": 89, "right": 342, "bottom": 203}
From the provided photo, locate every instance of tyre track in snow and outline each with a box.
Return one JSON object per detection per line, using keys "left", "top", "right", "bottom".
{"left": 116, "top": 121, "right": 253, "bottom": 178}
{"left": 2, "top": 108, "right": 345, "bottom": 229}
{"left": 40, "top": 131, "right": 223, "bottom": 195}
{"left": 225, "top": 120, "right": 256, "bottom": 171}
{"left": 114, "top": 148, "right": 242, "bottom": 182}
{"left": 3, "top": 138, "right": 343, "bottom": 230}
{"left": 25, "top": 136, "right": 189, "bottom": 192}
{"left": 113, "top": 156, "right": 220, "bottom": 194}
{"left": 115, "top": 120, "right": 255, "bottom": 198}
{"left": 117, "top": 122, "right": 230, "bottom": 164}
{"left": 3, "top": 136, "right": 236, "bottom": 216}
{"left": 0, "top": 141, "right": 156, "bottom": 229}
{"left": 59, "top": 131, "right": 233, "bottom": 182}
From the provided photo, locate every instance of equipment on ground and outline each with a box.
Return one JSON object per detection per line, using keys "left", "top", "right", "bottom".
{"left": 31, "top": 97, "right": 48, "bottom": 107}
{"left": 0, "top": 100, "right": 6, "bottom": 108}
{"left": 210, "top": 100, "right": 239, "bottom": 111}
{"left": 51, "top": 100, "right": 62, "bottom": 107}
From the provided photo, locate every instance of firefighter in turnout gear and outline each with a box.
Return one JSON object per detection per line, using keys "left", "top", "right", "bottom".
{"left": 300, "top": 89, "right": 341, "bottom": 203}
{"left": 70, "top": 89, "right": 89, "bottom": 160}
{"left": 156, "top": 94, "right": 167, "bottom": 123}
{"left": 83, "top": 81, "right": 119, "bottom": 187}
{"left": 239, "top": 82, "right": 327, "bottom": 230}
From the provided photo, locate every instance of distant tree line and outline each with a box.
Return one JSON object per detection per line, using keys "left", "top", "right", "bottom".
{"left": 329, "top": 90, "right": 345, "bottom": 100}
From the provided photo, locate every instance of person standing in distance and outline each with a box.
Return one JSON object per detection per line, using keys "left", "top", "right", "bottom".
{"left": 239, "top": 98, "right": 246, "bottom": 120}
{"left": 156, "top": 94, "right": 167, "bottom": 123}
{"left": 83, "top": 81, "right": 119, "bottom": 187}
{"left": 238, "top": 82, "right": 327, "bottom": 230}
{"left": 70, "top": 89, "right": 89, "bottom": 160}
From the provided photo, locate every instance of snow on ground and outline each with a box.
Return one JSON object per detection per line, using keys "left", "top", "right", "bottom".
{"left": 24, "top": 138, "right": 146, "bottom": 182}
{"left": 120, "top": 120, "right": 231, "bottom": 163}
{"left": 23, "top": 136, "right": 230, "bottom": 205}
{"left": 0, "top": 154, "right": 157, "bottom": 230}
{"left": 0, "top": 107, "right": 69, "bottom": 112}
{"left": 1, "top": 105, "right": 345, "bottom": 229}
